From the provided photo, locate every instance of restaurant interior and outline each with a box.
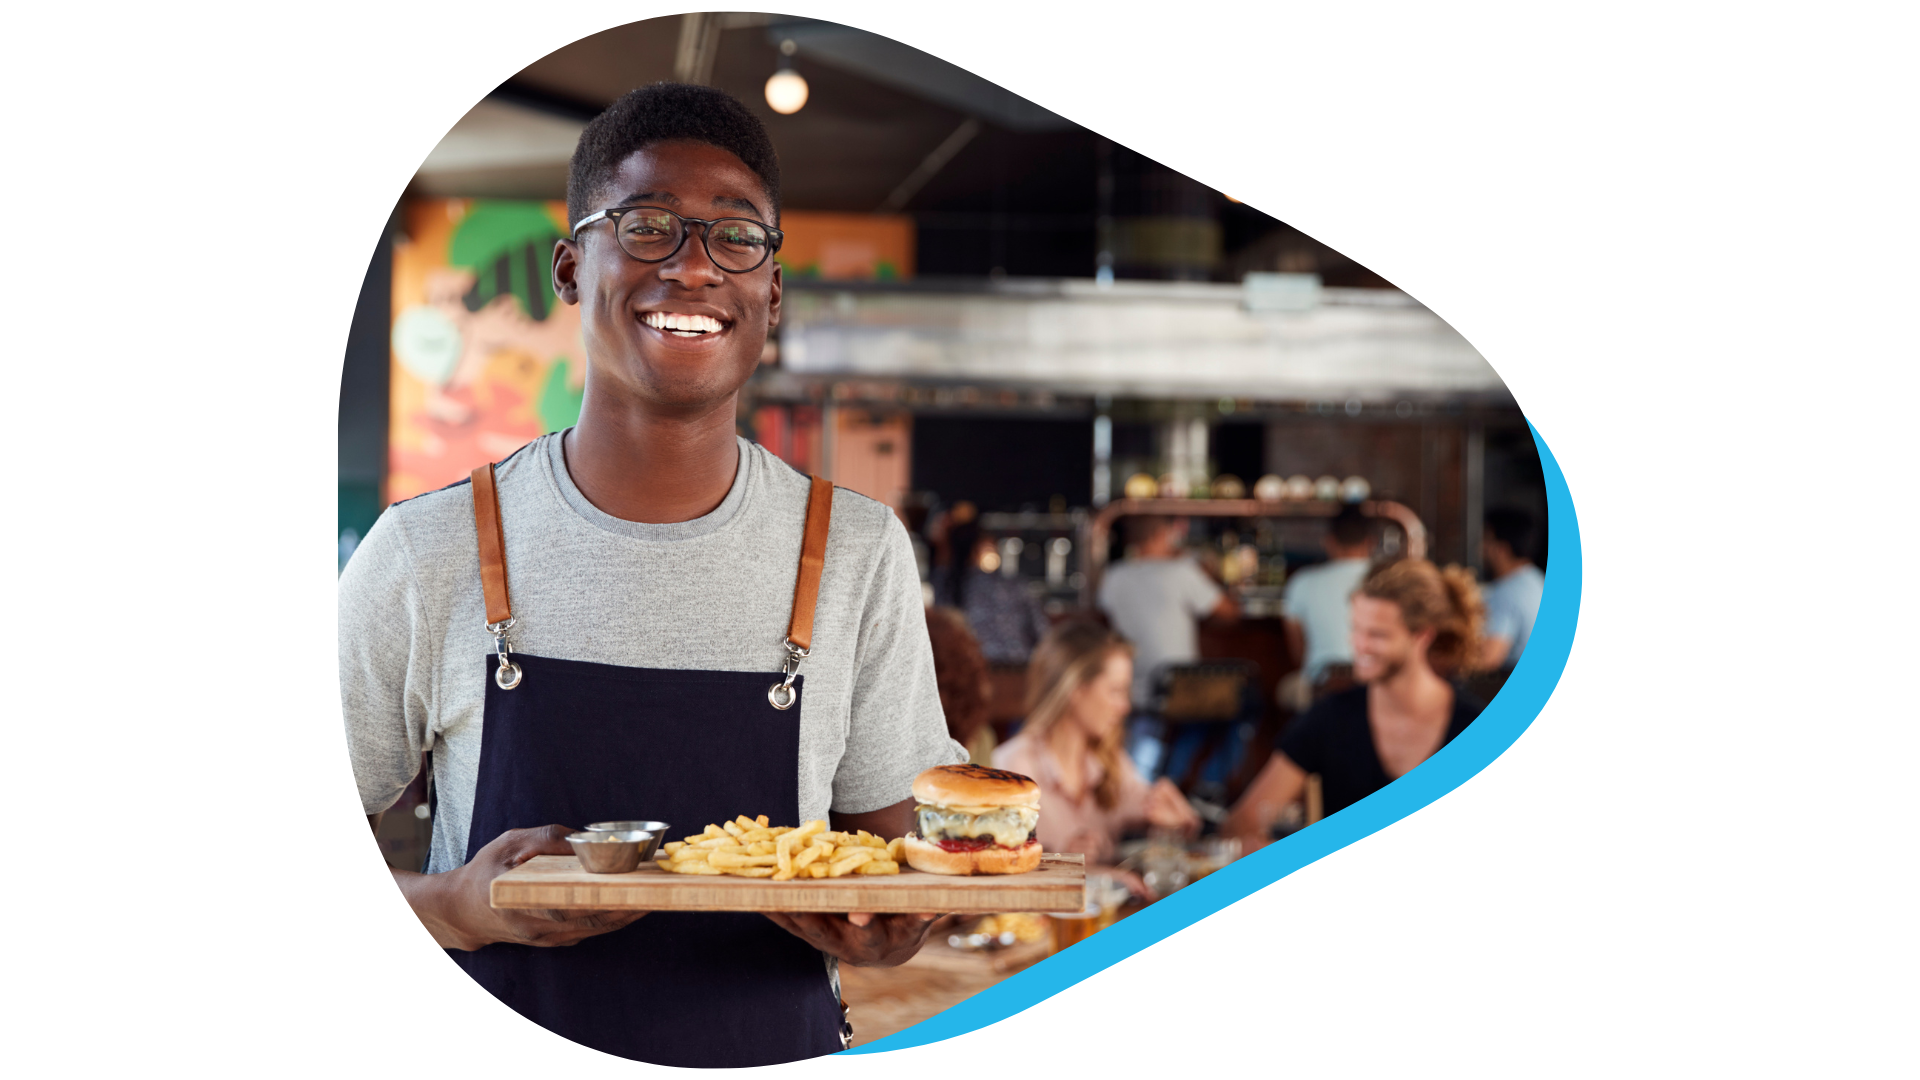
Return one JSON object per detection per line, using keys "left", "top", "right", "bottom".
{"left": 337, "top": 12, "right": 1549, "bottom": 1045}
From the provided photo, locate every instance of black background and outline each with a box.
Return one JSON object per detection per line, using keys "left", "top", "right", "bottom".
{"left": 318, "top": 12, "right": 1620, "bottom": 1060}
{"left": 911, "top": 416, "right": 1094, "bottom": 511}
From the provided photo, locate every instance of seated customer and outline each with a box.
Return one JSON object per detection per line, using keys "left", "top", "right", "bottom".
{"left": 994, "top": 621, "right": 1200, "bottom": 872}
{"left": 1225, "top": 559, "right": 1486, "bottom": 848}
{"left": 924, "top": 606, "right": 996, "bottom": 765}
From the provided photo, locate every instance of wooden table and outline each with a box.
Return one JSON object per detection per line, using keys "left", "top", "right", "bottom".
{"left": 839, "top": 934, "right": 1053, "bottom": 1047}
{"left": 839, "top": 902, "right": 1145, "bottom": 1047}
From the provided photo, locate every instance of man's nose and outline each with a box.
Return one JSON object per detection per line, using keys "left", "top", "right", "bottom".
{"left": 659, "top": 225, "right": 727, "bottom": 287}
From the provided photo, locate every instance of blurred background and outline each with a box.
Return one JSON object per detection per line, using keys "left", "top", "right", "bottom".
{"left": 343, "top": 14, "right": 1548, "bottom": 992}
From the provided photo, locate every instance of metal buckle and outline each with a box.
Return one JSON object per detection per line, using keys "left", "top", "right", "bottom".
{"left": 489, "top": 618, "right": 522, "bottom": 691}
{"left": 766, "top": 640, "right": 809, "bottom": 710}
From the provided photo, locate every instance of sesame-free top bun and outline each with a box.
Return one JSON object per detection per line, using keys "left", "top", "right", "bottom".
{"left": 912, "top": 764, "right": 1041, "bottom": 809}
{"left": 903, "top": 834, "right": 1044, "bottom": 876}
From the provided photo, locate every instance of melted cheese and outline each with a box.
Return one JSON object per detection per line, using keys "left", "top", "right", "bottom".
{"left": 916, "top": 805, "right": 1039, "bottom": 848}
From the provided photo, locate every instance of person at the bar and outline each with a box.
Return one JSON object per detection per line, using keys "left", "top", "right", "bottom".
{"left": 1277, "top": 503, "right": 1375, "bottom": 708}
{"left": 1225, "top": 559, "right": 1486, "bottom": 846}
{"left": 1097, "top": 515, "right": 1240, "bottom": 782}
{"left": 1478, "top": 507, "right": 1544, "bottom": 671}
{"left": 993, "top": 621, "right": 1200, "bottom": 886}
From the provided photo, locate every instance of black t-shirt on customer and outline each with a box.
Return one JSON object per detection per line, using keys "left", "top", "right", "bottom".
{"left": 1277, "top": 684, "right": 1484, "bottom": 817}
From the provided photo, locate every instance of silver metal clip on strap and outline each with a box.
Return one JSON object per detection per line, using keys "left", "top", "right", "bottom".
{"left": 767, "top": 639, "right": 808, "bottom": 710}
{"left": 489, "top": 617, "right": 522, "bottom": 690}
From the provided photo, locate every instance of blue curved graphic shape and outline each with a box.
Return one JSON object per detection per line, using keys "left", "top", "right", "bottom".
{"left": 848, "top": 422, "right": 1580, "bottom": 1054}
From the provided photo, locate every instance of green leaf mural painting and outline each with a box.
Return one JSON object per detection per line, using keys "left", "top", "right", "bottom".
{"left": 388, "top": 199, "right": 586, "bottom": 502}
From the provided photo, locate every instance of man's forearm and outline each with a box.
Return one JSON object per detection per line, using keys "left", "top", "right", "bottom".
{"left": 372, "top": 812, "right": 479, "bottom": 950}
{"left": 392, "top": 865, "right": 478, "bottom": 950}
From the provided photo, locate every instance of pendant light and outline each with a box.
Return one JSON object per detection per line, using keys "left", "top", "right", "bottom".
{"left": 765, "top": 39, "right": 808, "bottom": 115}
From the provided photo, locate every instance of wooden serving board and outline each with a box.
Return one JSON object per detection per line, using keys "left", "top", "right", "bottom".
{"left": 491, "top": 853, "right": 1086, "bottom": 913}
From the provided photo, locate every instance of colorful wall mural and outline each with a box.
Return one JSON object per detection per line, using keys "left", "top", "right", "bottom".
{"left": 386, "top": 202, "right": 915, "bottom": 503}
{"left": 387, "top": 198, "right": 585, "bottom": 502}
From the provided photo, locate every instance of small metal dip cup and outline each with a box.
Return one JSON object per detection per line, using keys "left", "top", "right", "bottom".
{"left": 566, "top": 829, "right": 655, "bottom": 874}
{"left": 586, "top": 820, "right": 669, "bottom": 863}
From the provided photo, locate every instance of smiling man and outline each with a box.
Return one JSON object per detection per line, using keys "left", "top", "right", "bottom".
{"left": 1223, "top": 559, "right": 1487, "bottom": 847}
{"left": 340, "top": 84, "right": 966, "bottom": 1066}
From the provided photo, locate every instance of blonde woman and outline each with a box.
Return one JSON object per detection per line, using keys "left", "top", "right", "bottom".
{"left": 994, "top": 621, "right": 1200, "bottom": 879}
{"left": 1226, "top": 558, "right": 1488, "bottom": 850}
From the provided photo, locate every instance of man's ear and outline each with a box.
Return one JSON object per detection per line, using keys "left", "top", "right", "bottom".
{"left": 552, "top": 238, "right": 581, "bottom": 305}
{"left": 767, "top": 259, "right": 783, "bottom": 330}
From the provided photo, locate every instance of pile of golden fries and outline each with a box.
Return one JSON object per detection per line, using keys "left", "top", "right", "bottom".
{"left": 660, "top": 816, "right": 904, "bottom": 880}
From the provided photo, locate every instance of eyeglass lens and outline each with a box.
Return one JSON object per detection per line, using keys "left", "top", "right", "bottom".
{"left": 616, "top": 209, "right": 773, "bottom": 271}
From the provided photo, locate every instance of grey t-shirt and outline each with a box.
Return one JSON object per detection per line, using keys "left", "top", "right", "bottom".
{"left": 1096, "top": 556, "right": 1224, "bottom": 706}
{"left": 339, "top": 432, "right": 965, "bottom": 874}
{"left": 1483, "top": 562, "right": 1546, "bottom": 668}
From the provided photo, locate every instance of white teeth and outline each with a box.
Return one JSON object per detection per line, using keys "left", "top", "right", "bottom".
{"left": 641, "top": 312, "right": 725, "bottom": 336}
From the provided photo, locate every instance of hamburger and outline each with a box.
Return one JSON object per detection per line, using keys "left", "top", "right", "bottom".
{"left": 902, "top": 764, "right": 1043, "bottom": 875}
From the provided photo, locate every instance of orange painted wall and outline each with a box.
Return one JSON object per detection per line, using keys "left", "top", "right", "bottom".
{"left": 775, "top": 212, "right": 914, "bottom": 281}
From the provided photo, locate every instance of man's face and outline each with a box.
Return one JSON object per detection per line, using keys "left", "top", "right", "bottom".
{"left": 1482, "top": 535, "right": 1512, "bottom": 570}
{"left": 1162, "top": 518, "right": 1190, "bottom": 550}
{"left": 1350, "top": 594, "right": 1426, "bottom": 682}
{"left": 553, "top": 139, "right": 781, "bottom": 414}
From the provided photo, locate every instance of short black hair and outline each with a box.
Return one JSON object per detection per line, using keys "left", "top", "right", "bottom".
{"left": 1484, "top": 507, "right": 1536, "bottom": 557}
{"left": 1124, "top": 515, "right": 1171, "bottom": 548}
{"left": 566, "top": 82, "right": 782, "bottom": 231}
{"left": 1329, "top": 504, "right": 1370, "bottom": 547}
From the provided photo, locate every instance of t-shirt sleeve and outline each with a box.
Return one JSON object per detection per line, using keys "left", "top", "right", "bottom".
{"left": 1484, "top": 586, "right": 1520, "bottom": 641}
{"left": 831, "top": 508, "right": 968, "bottom": 813}
{"left": 1277, "top": 699, "right": 1332, "bottom": 775}
{"left": 1180, "top": 559, "right": 1225, "bottom": 617}
{"left": 338, "top": 507, "right": 440, "bottom": 816}
{"left": 1280, "top": 571, "right": 1306, "bottom": 619}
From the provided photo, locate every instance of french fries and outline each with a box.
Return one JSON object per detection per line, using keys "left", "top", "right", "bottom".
{"left": 661, "top": 818, "right": 904, "bottom": 880}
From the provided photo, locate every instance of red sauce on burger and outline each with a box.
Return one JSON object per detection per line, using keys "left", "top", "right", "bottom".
{"left": 934, "top": 836, "right": 1028, "bottom": 853}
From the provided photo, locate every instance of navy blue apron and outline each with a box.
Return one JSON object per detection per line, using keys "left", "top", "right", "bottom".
{"left": 447, "top": 464, "right": 846, "bottom": 1067}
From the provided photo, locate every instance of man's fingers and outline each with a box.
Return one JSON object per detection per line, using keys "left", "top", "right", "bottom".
{"left": 525, "top": 824, "right": 580, "bottom": 856}
{"left": 497, "top": 824, "right": 581, "bottom": 869}
{"left": 847, "top": 912, "right": 874, "bottom": 928}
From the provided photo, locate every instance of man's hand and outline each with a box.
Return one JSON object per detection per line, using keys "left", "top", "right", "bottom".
{"left": 763, "top": 911, "right": 939, "bottom": 968}
{"left": 393, "top": 824, "right": 647, "bottom": 951}
{"left": 1221, "top": 751, "right": 1307, "bottom": 856}
{"left": 758, "top": 797, "right": 940, "bottom": 966}
{"left": 1208, "top": 593, "right": 1241, "bottom": 624}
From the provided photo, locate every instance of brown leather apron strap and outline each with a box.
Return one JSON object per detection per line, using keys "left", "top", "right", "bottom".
{"left": 784, "top": 475, "right": 834, "bottom": 653}
{"left": 470, "top": 463, "right": 512, "bottom": 626}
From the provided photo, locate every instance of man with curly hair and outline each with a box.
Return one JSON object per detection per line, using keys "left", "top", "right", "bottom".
{"left": 1225, "top": 558, "right": 1487, "bottom": 846}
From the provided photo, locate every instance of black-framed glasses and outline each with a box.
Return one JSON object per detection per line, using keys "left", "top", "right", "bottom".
{"left": 570, "top": 205, "right": 784, "bottom": 273}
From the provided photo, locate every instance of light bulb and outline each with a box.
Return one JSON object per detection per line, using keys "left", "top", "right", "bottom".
{"left": 765, "top": 69, "right": 808, "bottom": 114}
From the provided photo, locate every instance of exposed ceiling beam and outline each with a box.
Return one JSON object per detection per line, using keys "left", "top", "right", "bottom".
{"left": 878, "top": 117, "right": 981, "bottom": 212}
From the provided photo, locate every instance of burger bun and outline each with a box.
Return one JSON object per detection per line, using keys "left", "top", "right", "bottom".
{"left": 902, "top": 834, "right": 1043, "bottom": 876}
{"left": 912, "top": 764, "right": 1041, "bottom": 810}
